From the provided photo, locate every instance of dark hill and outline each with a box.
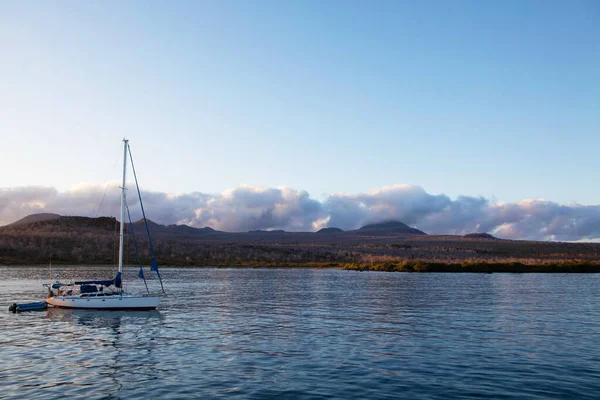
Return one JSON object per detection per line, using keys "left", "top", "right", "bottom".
{"left": 317, "top": 227, "right": 344, "bottom": 233}
{"left": 357, "top": 220, "right": 426, "bottom": 235}
{"left": 1, "top": 213, "right": 600, "bottom": 266}
{"left": 1, "top": 215, "right": 117, "bottom": 233}
{"left": 464, "top": 233, "right": 497, "bottom": 240}
{"left": 167, "top": 224, "right": 216, "bottom": 234}
{"left": 132, "top": 219, "right": 222, "bottom": 237}
{"left": 1, "top": 214, "right": 222, "bottom": 238}
{"left": 7, "top": 213, "right": 61, "bottom": 226}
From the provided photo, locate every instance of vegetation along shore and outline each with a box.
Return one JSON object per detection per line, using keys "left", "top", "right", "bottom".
{"left": 1, "top": 214, "right": 599, "bottom": 272}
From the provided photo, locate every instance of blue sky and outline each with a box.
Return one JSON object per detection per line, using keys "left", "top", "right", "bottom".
{"left": 1, "top": 0, "right": 599, "bottom": 207}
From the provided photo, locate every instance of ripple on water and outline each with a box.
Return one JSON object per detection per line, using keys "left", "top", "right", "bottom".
{"left": 2, "top": 268, "right": 600, "bottom": 399}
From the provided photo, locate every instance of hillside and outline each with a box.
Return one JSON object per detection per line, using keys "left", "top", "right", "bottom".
{"left": 1, "top": 214, "right": 599, "bottom": 266}
{"left": 357, "top": 221, "right": 426, "bottom": 235}
{"left": 8, "top": 213, "right": 61, "bottom": 226}
{"left": 464, "top": 233, "right": 497, "bottom": 239}
{"left": 131, "top": 219, "right": 223, "bottom": 238}
{"left": 317, "top": 227, "right": 344, "bottom": 233}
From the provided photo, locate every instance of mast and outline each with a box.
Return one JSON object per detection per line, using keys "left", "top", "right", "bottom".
{"left": 118, "top": 139, "right": 129, "bottom": 275}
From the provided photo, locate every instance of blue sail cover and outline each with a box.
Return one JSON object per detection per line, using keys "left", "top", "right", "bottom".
{"left": 75, "top": 272, "right": 122, "bottom": 288}
{"left": 80, "top": 285, "right": 98, "bottom": 293}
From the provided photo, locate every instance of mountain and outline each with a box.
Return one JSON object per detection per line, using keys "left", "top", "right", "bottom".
{"left": 464, "top": 233, "right": 496, "bottom": 239}
{"left": 356, "top": 220, "right": 426, "bottom": 235}
{"left": 2, "top": 214, "right": 117, "bottom": 233}
{"left": 131, "top": 219, "right": 222, "bottom": 237}
{"left": 1, "top": 214, "right": 221, "bottom": 238}
{"left": 7, "top": 213, "right": 61, "bottom": 226}
{"left": 1, "top": 215, "right": 425, "bottom": 238}
{"left": 1, "top": 213, "right": 599, "bottom": 266}
{"left": 317, "top": 227, "right": 344, "bottom": 233}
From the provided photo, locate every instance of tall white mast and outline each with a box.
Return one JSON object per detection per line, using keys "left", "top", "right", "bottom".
{"left": 118, "top": 139, "right": 129, "bottom": 275}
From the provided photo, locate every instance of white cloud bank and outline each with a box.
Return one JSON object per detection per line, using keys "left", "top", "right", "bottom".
{"left": 1, "top": 183, "right": 599, "bottom": 241}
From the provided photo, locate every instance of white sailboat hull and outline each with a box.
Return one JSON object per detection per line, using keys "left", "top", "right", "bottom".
{"left": 46, "top": 294, "right": 161, "bottom": 310}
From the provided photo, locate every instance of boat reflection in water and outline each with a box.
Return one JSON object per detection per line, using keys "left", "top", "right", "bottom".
{"left": 45, "top": 307, "right": 162, "bottom": 325}
{"left": 44, "top": 307, "right": 164, "bottom": 398}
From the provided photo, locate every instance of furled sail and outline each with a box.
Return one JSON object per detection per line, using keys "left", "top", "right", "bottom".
{"left": 75, "top": 272, "right": 122, "bottom": 288}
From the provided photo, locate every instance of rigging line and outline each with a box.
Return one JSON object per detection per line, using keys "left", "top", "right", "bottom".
{"left": 113, "top": 215, "right": 119, "bottom": 269}
{"left": 94, "top": 185, "right": 111, "bottom": 218}
{"left": 80, "top": 145, "right": 121, "bottom": 265}
{"left": 126, "top": 203, "right": 149, "bottom": 294}
{"left": 93, "top": 143, "right": 123, "bottom": 218}
{"left": 127, "top": 143, "right": 165, "bottom": 293}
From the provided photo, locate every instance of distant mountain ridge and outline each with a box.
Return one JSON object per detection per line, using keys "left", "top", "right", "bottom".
{"left": 4, "top": 214, "right": 117, "bottom": 233}
{"left": 131, "top": 219, "right": 220, "bottom": 237}
{"left": 464, "top": 233, "right": 497, "bottom": 239}
{"left": 358, "top": 220, "right": 426, "bottom": 235}
{"left": 2, "top": 213, "right": 599, "bottom": 267}
{"left": 317, "top": 227, "right": 344, "bottom": 233}
{"left": 8, "top": 213, "right": 61, "bottom": 226}
{"left": 2, "top": 214, "right": 428, "bottom": 237}
{"left": 1, "top": 214, "right": 222, "bottom": 238}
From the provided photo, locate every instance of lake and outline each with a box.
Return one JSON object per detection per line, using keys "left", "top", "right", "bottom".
{"left": 2, "top": 267, "right": 600, "bottom": 399}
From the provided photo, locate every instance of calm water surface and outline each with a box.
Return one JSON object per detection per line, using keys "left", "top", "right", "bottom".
{"left": 1, "top": 267, "right": 600, "bottom": 399}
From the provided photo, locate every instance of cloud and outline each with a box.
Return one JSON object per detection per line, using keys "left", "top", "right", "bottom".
{"left": 189, "top": 185, "right": 324, "bottom": 232}
{"left": 325, "top": 185, "right": 452, "bottom": 230}
{"left": 1, "top": 183, "right": 600, "bottom": 241}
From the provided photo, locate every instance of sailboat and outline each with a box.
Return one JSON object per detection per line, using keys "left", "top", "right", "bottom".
{"left": 45, "top": 139, "right": 163, "bottom": 310}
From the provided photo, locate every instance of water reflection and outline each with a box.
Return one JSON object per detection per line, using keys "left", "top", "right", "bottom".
{"left": 45, "top": 307, "right": 162, "bottom": 325}
{"left": 43, "top": 308, "right": 163, "bottom": 399}
{"left": 4, "top": 268, "right": 600, "bottom": 399}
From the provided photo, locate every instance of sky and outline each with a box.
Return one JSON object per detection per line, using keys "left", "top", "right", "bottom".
{"left": 1, "top": 1, "right": 599, "bottom": 240}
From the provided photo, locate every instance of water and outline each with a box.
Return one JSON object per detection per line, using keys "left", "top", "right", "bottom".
{"left": 2, "top": 267, "right": 600, "bottom": 399}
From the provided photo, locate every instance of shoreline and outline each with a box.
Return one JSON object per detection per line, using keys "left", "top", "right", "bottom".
{"left": 3, "top": 260, "right": 600, "bottom": 273}
{"left": 341, "top": 260, "right": 600, "bottom": 273}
